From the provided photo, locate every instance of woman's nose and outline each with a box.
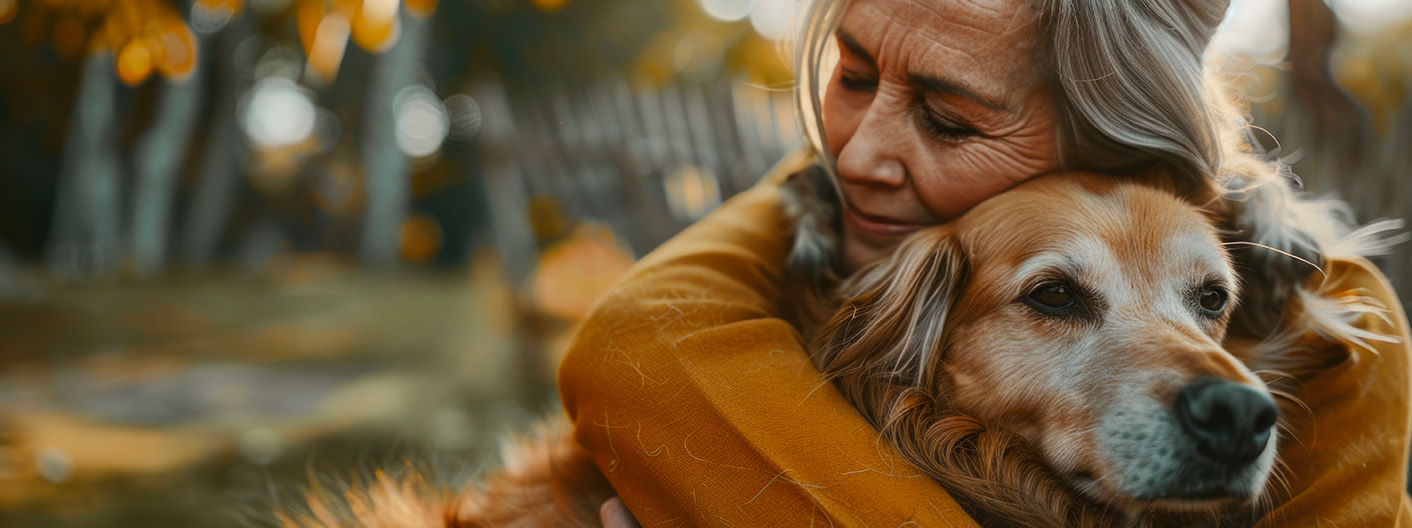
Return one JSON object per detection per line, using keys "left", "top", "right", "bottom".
{"left": 834, "top": 109, "right": 907, "bottom": 188}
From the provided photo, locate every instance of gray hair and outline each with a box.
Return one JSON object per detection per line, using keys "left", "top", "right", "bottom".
{"left": 790, "top": 0, "right": 1231, "bottom": 189}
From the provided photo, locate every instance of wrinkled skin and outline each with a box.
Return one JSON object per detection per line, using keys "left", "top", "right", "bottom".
{"left": 823, "top": 0, "right": 1062, "bottom": 270}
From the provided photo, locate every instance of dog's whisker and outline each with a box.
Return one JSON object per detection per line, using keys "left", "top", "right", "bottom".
{"left": 1220, "top": 240, "right": 1328, "bottom": 279}
{"left": 1267, "top": 388, "right": 1315, "bottom": 432}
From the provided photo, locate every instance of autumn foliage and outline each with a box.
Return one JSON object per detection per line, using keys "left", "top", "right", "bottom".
{"left": 18, "top": 0, "right": 439, "bottom": 85}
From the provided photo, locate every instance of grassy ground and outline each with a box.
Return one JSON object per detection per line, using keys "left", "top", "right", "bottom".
{"left": 0, "top": 256, "right": 567, "bottom": 527}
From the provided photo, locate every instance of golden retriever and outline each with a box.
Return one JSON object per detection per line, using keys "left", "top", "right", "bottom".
{"left": 795, "top": 169, "right": 1278, "bottom": 526}
{"left": 276, "top": 169, "right": 1391, "bottom": 527}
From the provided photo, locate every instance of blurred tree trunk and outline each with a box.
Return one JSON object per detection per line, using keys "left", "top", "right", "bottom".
{"left": 45, "top": 52, "right": 122, "bottom": 277}
{"left": 360, "top": 7, "right": 433, "bottom": 269}
{"left": 131, "top": 26, "right": 209, "bottom": 276}
{"left": 1284, "top": 0, "right": 1376, "bottom": 191}
{"left": 470, "top": 79, "right": 536, "bottom": 286}
{"left": 180, "top": 14, "right": 252, "bottom": 268}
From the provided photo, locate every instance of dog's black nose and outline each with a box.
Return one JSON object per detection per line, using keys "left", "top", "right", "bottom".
{"left": 1175, "top": 378, "right": 1278, "bottom": 464}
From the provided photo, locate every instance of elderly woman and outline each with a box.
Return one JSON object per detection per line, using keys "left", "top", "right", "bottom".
{"left": 563, "top": 0, "right": 1412, "bottom": 525}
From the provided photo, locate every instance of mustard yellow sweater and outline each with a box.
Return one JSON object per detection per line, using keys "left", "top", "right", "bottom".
{"left": 559, "top": 151, "right": 1412, "bottom": 526}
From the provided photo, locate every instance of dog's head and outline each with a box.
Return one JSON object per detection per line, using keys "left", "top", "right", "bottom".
{"left": 810, "top": 172, "right": 1277, "bottom": 516}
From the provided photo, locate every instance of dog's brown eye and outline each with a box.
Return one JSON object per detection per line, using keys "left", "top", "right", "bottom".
{"left": 1025, "top": 282, "right": 1077, "bottom": 313}
{"left": 1198, "top": 287, "right": 1228, "bottom": 314}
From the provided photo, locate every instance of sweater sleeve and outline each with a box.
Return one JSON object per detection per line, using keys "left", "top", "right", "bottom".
{"left": 558, "top": 151, "right": 1412, "bottom": 525}
{"left": 1257, "top": 256, "right": 1412, "bottom": 527}
{"left": 556, "top": 150, "right": 978, "bottom": 527}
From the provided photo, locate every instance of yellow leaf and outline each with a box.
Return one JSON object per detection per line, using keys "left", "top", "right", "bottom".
{"left": 0, "top": 0, "right": 18, "bottom": 26}
{"left": 296, "top": 0, "right": 327, "bottom": 57}
{"left": 155, "top": 18, "right": 196, "bottom": 79}
{"left": 399, "top": 214, "right": 442, "bottom": 264}
{"left": 350, "top": 0, "right": 399, "bottom": 53}
{"left": 532, "top": 224, "right": 634, "bottom": 321}
{"left": 117, "top": 38, "right": 154, "bottom": 85}
{"left": 404, "top": 0, "right": 435, "bottom": 18}
{"left": 306, "top": 13, "right": 350, "bottom": 81}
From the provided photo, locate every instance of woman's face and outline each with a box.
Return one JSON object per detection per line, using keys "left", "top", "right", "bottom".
{"left": 823, "top": 0, "right": 1061, "bottom": 270}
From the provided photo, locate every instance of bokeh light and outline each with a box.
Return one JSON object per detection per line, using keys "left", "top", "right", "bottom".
{"left": 399, "top": 214, "right": 443, "bottom": 263}
{"left": 307, "top": 12, "right": 351, "bottom": 81}
{"left": 252, "top": 44, "right": 304, "bottom": 81}
{"left": 749, "top": 0, "right": 795, "bottom": 41}
{"left": 1212, "top": 0, "right": 1288, "bottom": 61}
{"left": 242, "top": 77, "right": 318, "bottom": 148}
{"left": 444, "top": 93, "right": 484, "bottom": 143}
{"left": 531, "top": 224, "right": 634, "bottom": 321}
{"left": 0, "top": 0, "right": 17, "bottom": 26}
{"left": 663, "top": 165, "right": 721, "bottom": 220}
{"left": 191, "top": 0, "right": 237, "bottom": 35}
{"left": 156, "top": 19, "right": 198, "bottom": 80}
{"left": 393, "top": 85, "right": 449, "bottom": 158}
{"left": 1330, "top": 0, "right": 1412, "bottom": 34}
{"left": 351, "top": 0, "right": 401, "bottom": 53}
{"left": 117, "top": 39, "right": 156, "bottom": 86}
{"left": 697, "top": 0, "right": 753, "bottom": 22}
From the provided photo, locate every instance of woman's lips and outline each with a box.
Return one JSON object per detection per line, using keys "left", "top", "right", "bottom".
{"left": 842, "top": 202, "right": 926, "bottom": 242}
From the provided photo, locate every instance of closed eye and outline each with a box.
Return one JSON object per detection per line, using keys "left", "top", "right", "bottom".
{"left": 839, "top": 70, "right": 878, "bottom": 92}
{"left": 914, "top": 105, "right": 979, "bottom": 141}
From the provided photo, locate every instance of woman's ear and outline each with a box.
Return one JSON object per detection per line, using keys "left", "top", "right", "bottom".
{"left": 810, "top": 229, "right": 967, "bottom": 391}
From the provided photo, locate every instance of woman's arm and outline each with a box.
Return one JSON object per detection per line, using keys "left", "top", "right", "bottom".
{"left": 1259, "top": 256, "right": 1412, "bottom": 527}
{"left": 557, "top": 151, "right": 976, "bottom": 527}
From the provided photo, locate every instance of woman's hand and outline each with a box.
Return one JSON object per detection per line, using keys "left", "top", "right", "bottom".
{"left": 599, "top": 497, "right": 640, "bottom": 528}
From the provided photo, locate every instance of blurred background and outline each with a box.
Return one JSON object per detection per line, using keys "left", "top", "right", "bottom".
{"left": 0, "top": 0, "right": 1407, "bottom": 525}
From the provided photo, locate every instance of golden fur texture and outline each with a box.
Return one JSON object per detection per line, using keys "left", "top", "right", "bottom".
{"left": 794, "top": 170, "right": 1392, "bottom": 527}
{"left": 276, "top": 419, "right": 612, "bottom": 528}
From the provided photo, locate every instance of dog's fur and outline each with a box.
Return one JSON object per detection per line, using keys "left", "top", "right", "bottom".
{"left": 794, "top": 168, "right": 1266, "bottom": 527}
{"left": 274, "top": 167, "right": 1399, "bottom": 528}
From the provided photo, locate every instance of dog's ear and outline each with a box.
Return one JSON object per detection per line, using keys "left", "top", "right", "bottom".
{"left": 781, "top": 164, "right": 844, "bottom": 332}
{"left": 810, "top": 229, "right": 967, "bottom": 395}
